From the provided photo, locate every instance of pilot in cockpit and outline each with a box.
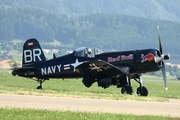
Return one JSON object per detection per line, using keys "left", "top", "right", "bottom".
{"left": 86, "top": 48, "right": 92, "bottom": 58}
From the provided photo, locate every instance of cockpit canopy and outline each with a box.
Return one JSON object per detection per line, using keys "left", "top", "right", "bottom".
{"left": 74, "top": 47, "right": 103, "bottom": 58}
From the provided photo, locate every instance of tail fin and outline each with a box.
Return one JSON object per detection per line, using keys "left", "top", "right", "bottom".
{"left": 22, "top": 38, "right": 46, "bottom": 66}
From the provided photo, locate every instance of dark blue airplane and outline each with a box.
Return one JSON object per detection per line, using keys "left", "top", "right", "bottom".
{"left": 12, "top": 36, "right": 170, "bottom": 96}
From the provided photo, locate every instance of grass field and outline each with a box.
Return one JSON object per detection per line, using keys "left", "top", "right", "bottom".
{"left": 0, "top": 70, "right": 180, "bottom": 119}
{"left": 0, "top": 70, "right": 180, "bottom": 101}
{"left": 0, "top": 107, "right": 176, "bottom": 120}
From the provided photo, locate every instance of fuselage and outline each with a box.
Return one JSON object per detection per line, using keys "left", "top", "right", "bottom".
{"left": 14, "top": 48, "right": 161, "bottom": 79}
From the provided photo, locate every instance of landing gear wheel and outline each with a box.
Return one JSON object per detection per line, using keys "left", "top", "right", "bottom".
{"left": 37, "top": 85, "right": 42, "bottom": 89}
{"left": 121, "top": 85, "right": 133, "bottom": 95}
{"left": 137, "top": 86, "right": 148, "bottom": 96}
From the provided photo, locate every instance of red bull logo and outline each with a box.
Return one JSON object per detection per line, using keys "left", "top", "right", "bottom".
{"left": 141, "top": 53, "right": 155, "bottom": 63}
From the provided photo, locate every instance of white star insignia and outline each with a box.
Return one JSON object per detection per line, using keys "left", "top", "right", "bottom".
{"left": 71, "top": 59, "right": 83, "bottom": 72}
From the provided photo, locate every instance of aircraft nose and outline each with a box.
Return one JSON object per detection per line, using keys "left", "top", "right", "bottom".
{"left": 155, "top": 53, "right": 170, "bottom": 63}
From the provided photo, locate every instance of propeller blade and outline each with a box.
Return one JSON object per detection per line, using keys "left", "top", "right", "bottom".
{"left": 162, "top": 61, "right": 168, "bottom": 90}
{"left": 158, "top": 34, "right": 168, "bottom": 90}
{"left": 158, "top": 34, "right": 163, "bottom": 55}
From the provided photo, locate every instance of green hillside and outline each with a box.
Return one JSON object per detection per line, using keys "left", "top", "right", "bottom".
{"left": 0, "top": 0, "right": 180, "bottom": 63}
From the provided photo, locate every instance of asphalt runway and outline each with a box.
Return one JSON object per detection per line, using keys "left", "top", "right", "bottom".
{"left": 0, "top": 94, "right": 180, "bottom": 117}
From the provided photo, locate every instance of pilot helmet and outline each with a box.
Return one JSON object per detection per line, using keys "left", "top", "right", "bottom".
{"left": 87, "top": 48, "right": 92, "bottom": 53}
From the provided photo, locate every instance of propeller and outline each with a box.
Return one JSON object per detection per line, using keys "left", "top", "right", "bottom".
{"left": 158, "top": 34, "right": 170, "bottom": 90}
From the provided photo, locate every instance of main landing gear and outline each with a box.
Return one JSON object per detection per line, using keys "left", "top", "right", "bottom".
{"left": 120, "top": 74, "right": 148, "bottom": 96}
{"left": 120, "top": 76, "right": 133, "bottom": 95}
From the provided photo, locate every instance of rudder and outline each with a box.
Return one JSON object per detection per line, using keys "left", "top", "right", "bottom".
{"left": 22, "top": 38, "right": 46, "bottom": 66}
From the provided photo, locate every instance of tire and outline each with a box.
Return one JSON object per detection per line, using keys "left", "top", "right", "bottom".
{"left": 121, "top": 85, "right": 133, "bottom": 95}
{"left": 37, "top": 85, "right": 42, "bottom": 89}
{"left": 137, "top": 86, "right": 148, "bottom": 96}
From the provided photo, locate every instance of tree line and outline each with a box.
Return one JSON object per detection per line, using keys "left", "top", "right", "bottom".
{"left": 0, "top": 5, "right": 180, "bottom": 59}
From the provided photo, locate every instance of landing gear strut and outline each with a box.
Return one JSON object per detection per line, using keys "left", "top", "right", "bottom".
{"left": 121, "top": 75, "right": 133, "bottom": 95}
{"left": 120, "top": 74, "right": 148, "bottom": 96}
{"left": 134, "top": 75, "right": 148, "bottom": 96}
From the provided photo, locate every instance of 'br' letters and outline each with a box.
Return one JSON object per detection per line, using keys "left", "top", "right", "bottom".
{"left": 24, "top": 49, "right": 42, "bottom": 63}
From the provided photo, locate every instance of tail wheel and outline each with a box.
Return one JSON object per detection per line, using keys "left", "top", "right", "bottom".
{"left": 121, "top": 85, "right": 133, "bottom": 95}
{"left": 137, "top": 86, "right": 148, "bottom": 96}
{"left": 37, "top": 85, "right": 42, "bottom": 89}
{"left": 36, "top": 78, "right": 48, "bottom": 90}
